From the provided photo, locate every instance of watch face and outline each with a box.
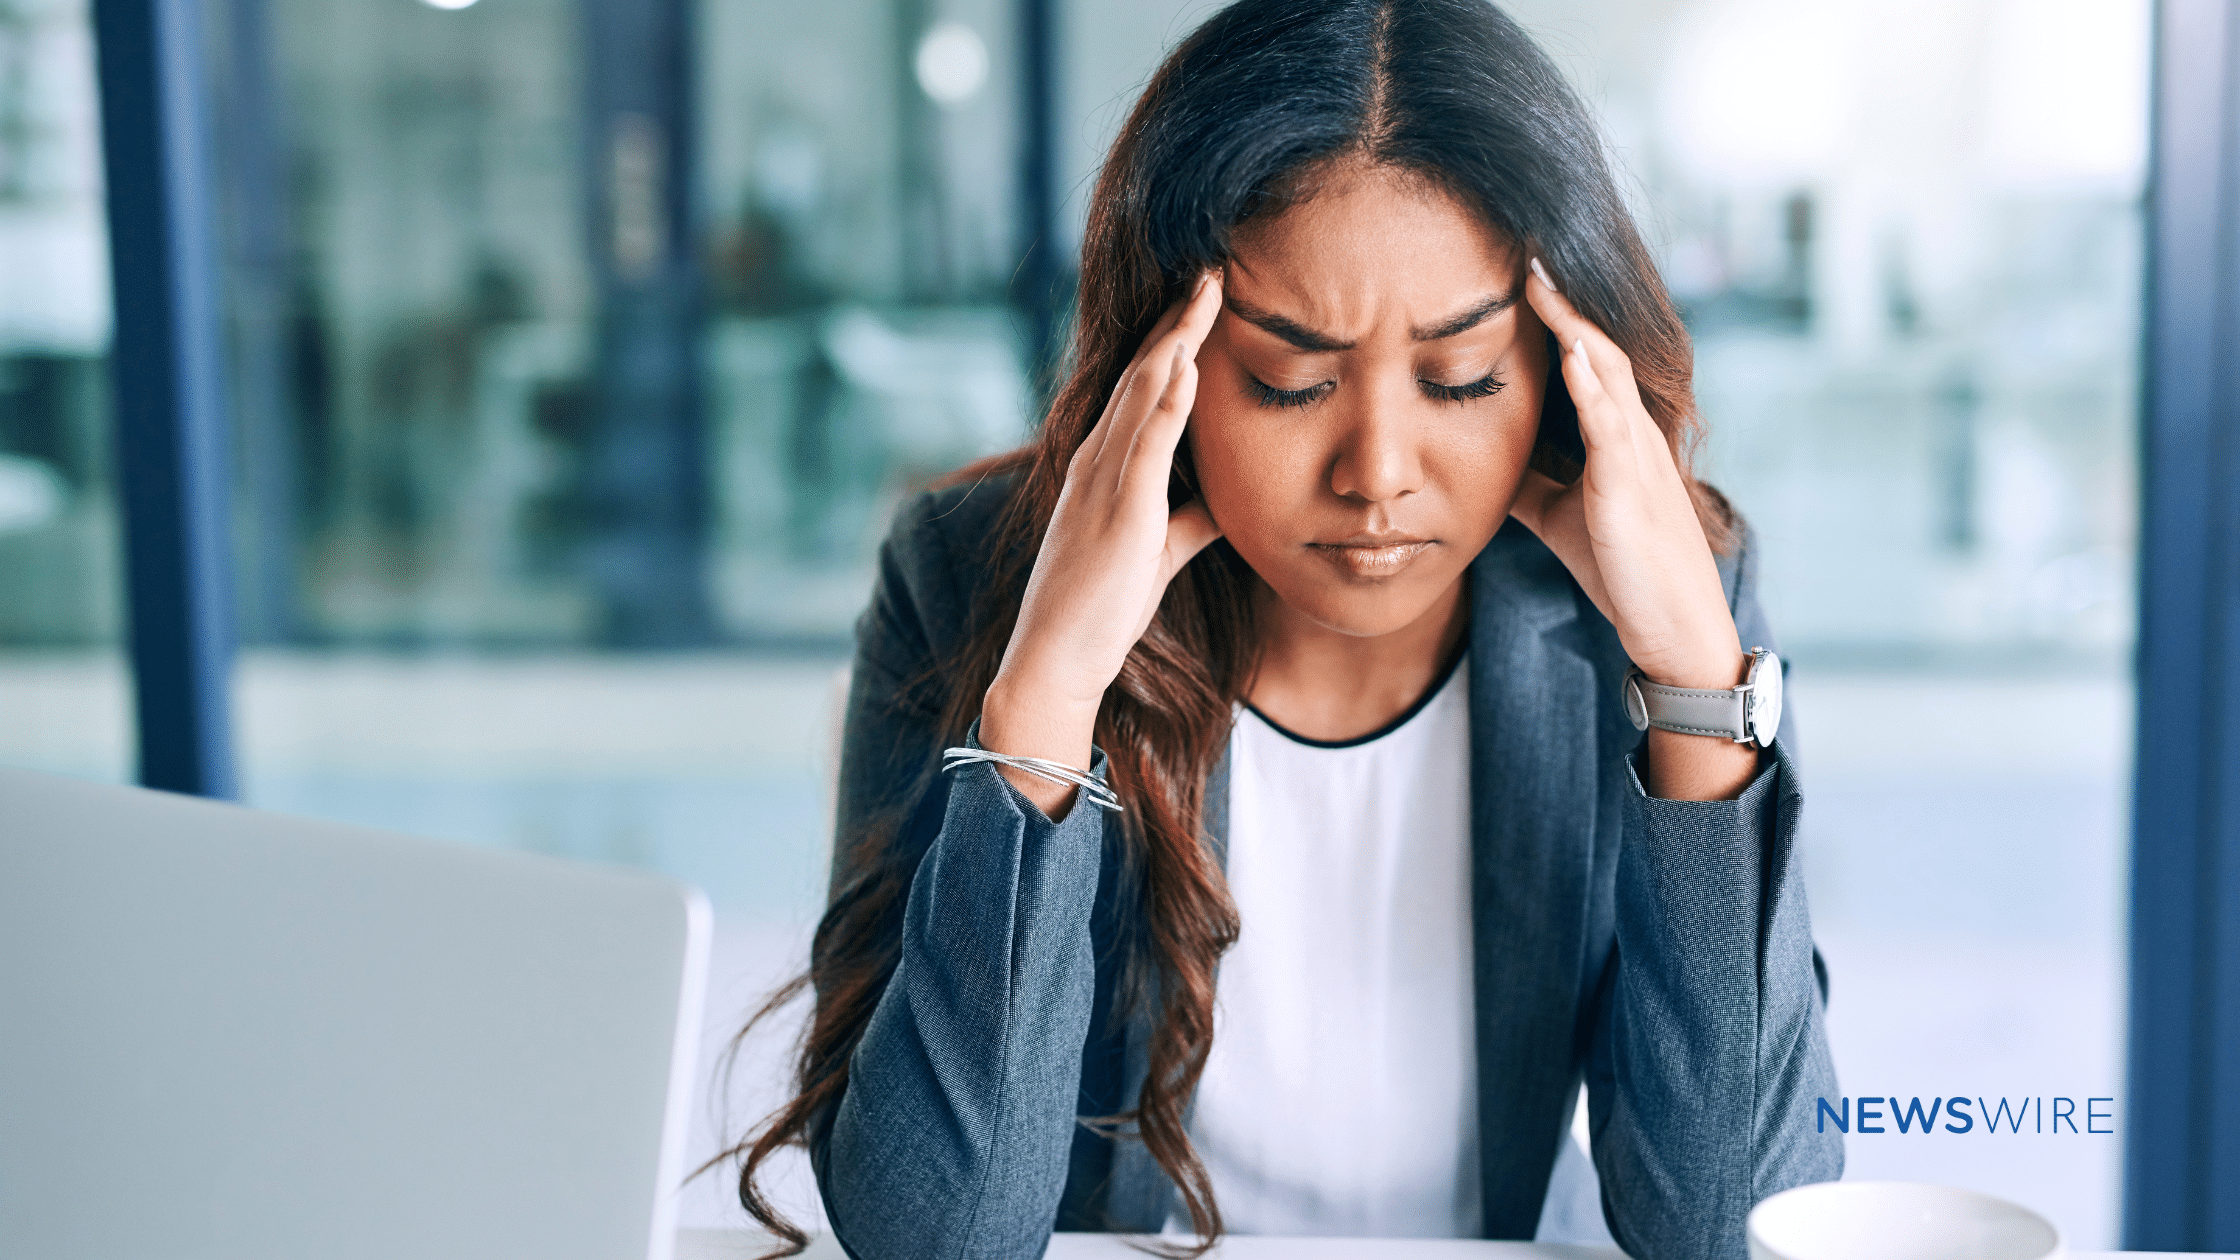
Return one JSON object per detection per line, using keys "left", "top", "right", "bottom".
{"left": 1750, "top": 651, "right": 1784, "bottom": 747}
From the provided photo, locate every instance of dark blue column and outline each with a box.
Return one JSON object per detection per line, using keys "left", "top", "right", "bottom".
{"left": 90, "top": 0, "right": 238, "bottom": 798}
{"left": 2126, "top": 0, "right": 2240, "bottom": 1246}
{"left": 578, "top": 0, "right": 717, "bottom": 648}
{"left": 1015, "top": 0, "right": 1065, "bottom": 387}
{"left": 205, "top": 0, "right": 303, "bottom": 648}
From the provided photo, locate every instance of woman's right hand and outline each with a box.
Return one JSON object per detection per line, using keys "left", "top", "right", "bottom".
{"left": 979, "top": 269, "right": 1227, "bottom": 817}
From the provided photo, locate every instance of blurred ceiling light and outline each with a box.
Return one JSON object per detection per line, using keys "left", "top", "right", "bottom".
{"left": 1660, "top": 3, "right": 1855, "bottom": 185}
{"left": 915, "top": 22, "right": 989, "bottom": 107}
{"left": 421, "top": 0, "right": 479, "bottom": 10}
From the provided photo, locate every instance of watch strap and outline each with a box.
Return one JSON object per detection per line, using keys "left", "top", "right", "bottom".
{"left": 1624, "top": 671, "right": 1748, "bottom": 740}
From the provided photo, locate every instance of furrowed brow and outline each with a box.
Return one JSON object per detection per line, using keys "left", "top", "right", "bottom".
{"left": 1222, "top": 296, "right": 1355, "bottom": 352}
{"left": 1411, "top": 292, "right": 1517, "bottom": 341}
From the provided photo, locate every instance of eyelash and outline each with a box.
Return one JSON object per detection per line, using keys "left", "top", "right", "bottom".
{"left": 1244, "top": 377, "right": 1334, "bottom": 409}
{"left": 1420, "top": 372, "right": 1507, "bottom": 404}
{"left": 1243, "top": 373, "right": 1507, "bottom": 409}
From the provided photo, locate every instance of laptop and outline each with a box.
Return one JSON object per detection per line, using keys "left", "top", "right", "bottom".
{"left": 0, "top": 766, "right": 711, "bottom": 1260}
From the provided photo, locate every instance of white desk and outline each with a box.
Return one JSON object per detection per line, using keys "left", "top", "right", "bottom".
{"left": 677, "top": 1235, "right": 1605, "bottom": 1259}
{"left": 678, "top": 1229, "right": 2225, "bottom": 1259}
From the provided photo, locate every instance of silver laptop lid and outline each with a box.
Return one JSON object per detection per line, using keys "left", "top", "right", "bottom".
{"left": 0, "top": 767, "right": 710, "bottom": 1260}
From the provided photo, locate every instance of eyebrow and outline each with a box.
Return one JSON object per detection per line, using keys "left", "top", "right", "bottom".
{"left": 1223, "top": 295, "right": 1354, "bottom": 352}
{"left": 1410, "top": 291, "right": 1517, "bottom": 341}
{"left": 1221, "top": 290, "right": 1518, "bottom": 351}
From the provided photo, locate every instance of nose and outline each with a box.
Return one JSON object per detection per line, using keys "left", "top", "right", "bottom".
{"left": 1326, "top": 376, "right": 1426, "bottom": 505}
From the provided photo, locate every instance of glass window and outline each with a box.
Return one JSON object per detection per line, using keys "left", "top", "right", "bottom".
{"left": 202, "top": 0, "right": 1031, "bottom": 1231}
{"left": 0, "top": 0, "right": 132, "bottom": 784}
{"left": 1493, "top": 0, "right": 2144, "bottom": 1245}
{"left": 698, "top": 0, "right": 1026, "bottom": 638}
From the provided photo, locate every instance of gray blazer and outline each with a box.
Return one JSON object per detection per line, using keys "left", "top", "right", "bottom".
{"left": 814, "top": 478, "right": 1842, "bottom": 1260}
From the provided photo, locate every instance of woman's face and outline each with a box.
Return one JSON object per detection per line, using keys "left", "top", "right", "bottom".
{"left": 1189, "top": 163, "right": 1549, "bottom": 639}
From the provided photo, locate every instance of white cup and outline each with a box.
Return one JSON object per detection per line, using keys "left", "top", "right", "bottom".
{"left": 1746, "top": 1181, "right": 2063, "bottom": 1260}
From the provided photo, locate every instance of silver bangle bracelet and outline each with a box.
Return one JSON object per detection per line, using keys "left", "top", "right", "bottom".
{"left": 941, "top": 747, "right": 1124, "bottom": 813}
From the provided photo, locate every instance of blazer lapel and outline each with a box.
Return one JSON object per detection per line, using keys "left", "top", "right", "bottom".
{"left": 1466, "top": 523, "right": 1605, "bottom": 1238}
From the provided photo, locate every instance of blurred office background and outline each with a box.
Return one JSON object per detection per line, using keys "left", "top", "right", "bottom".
{"left": 0, "top": 0, "right": 2143, "bottom": 1244}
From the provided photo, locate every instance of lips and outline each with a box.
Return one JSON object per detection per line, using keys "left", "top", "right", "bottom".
{"left": 1307, "top": 532, "right": 1436, "bottom": 578}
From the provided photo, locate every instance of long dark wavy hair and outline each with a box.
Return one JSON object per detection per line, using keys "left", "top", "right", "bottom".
{"left": 708, "top": 0, "right": 1730, "bottom": 1252}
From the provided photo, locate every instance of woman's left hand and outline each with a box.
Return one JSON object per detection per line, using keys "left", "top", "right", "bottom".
{"left": 1509, "top": 259, "right": 1761, "bottom": 801}
{"left": 1507, "top": 258, "right": 1746, "bottom": 694}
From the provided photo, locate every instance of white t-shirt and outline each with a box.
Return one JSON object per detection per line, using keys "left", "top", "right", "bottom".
{"left": 1182, "top": 653, "right": 1480, "bottom": 1237}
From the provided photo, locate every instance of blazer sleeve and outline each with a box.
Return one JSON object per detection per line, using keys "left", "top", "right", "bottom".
{"left": 813, "top": 492, "right": 1108, "bottom": 1260}
{"left": 1581, "top": 525, "right": 1844, "bottom": 1260}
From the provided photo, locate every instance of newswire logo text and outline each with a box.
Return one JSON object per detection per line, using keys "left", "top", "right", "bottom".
{"left": 1815, "top": 1096, "right": 2116, "bottom": 1135}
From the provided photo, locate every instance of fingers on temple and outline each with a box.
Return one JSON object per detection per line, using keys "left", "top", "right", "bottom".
{"left": 1145, "top": 271, "right": 1219, "bottom": 359}
{"left": 1528, "top": 265, "right": 1678, "bottom": 569}
{"left": 1526, "top": 258, "right": 1611, "bottom": 353}
{"left": 1146, "top": 272, "right": 1221, "bottom": 380}
{"left": 1561, "top": 335, "right": 1627, "bottom": 454}
{"left": 1085, "top": 272, "right": 1218, "bottom": 472}
{"left": 1112, "top": 274, "right": 1215, "bottom": 470}
{"left": 1135, "top": 277, "right": 1217, "bottom": 414}
{"left": 1123, "top": 345, "right": 1195, "bottom": 496}
{"left": 1176, "top": 268, "right": 1223, "bottom": 342}
{"left": 1528, "top": 258, "right": 1637, "bottom": 408}
{"left": 1143, "top": 273, "right": 1206, "bottom": 349}
{"left": 1524, "top": 257, "right": 1586, "bottom": 340}
{"left": 1154, "top": 341, "right": 1192, "bottom": 416}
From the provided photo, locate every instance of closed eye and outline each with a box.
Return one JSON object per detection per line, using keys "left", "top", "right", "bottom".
{"left": 1419, "top": 372, "right": 1506, "bottom": 403}
{"left": 1244, "top": 375, "right": 1334, "bottom": 409}
{"left": 1246, "top": 372, "right": 1507, "bottom": 408}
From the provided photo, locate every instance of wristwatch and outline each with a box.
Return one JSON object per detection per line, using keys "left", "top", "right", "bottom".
{"left": 1622, "top": 646, "right": 1783, "bottom": 748}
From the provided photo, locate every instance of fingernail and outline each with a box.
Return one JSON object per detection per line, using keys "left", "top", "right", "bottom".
{"left": 1530, "top": 257, "right": 1559, "bottom": 294}
{"left": 1571, "top": 336, "right": 1586, "bottom": 359}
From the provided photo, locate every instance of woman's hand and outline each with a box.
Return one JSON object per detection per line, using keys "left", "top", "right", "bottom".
{"left": 979, "top": 271, "right": 1227, "bottom": 817}
{"left": 1509, "top": 259, "right": 1758, "bottom": 800}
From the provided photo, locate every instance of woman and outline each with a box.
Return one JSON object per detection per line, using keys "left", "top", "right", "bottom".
{"left": 719, "top": 1, "right": 1842, "bottom": 1255}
